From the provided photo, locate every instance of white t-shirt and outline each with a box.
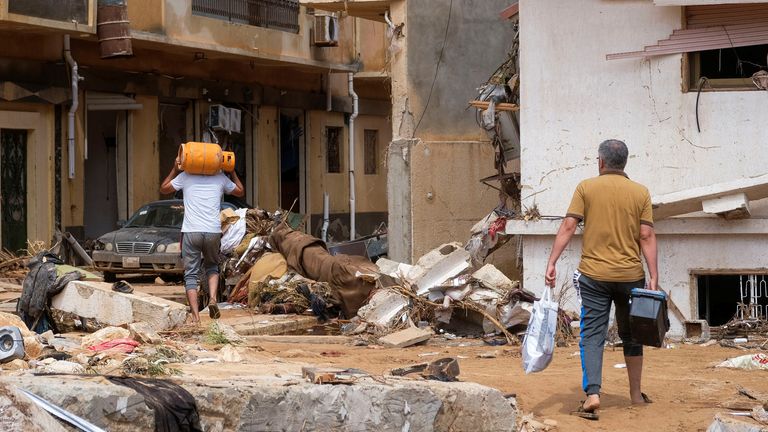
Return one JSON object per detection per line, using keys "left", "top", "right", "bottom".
{"left": 171, "top": 172, "right": 236, "bottom": 233}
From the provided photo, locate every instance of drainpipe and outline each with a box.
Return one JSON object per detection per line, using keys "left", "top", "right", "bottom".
{"left": 348, "top": 73, "right": 358, "bottom": 240}
{"left": 64, "top": 35, "right": 81, "bottom": 179}
{"left": 321, "top": 192, "right": 330, "bottom": 242}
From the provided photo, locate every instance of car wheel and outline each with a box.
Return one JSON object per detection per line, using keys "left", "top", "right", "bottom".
{"left": 103, "top": 272, "right": 116, "bottom": 283}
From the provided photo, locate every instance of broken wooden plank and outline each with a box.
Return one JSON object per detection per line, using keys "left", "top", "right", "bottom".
{"left": 0, "top": 282, "right": 23, "bottom": 292}
{"left": 468, "top": 100, "right": 520, "bottom": 111}
{"left": 378, "top": 327, "right": 433, "bottom": 348}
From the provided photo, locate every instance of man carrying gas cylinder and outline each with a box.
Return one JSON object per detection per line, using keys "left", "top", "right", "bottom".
{"left": 160, "top": 145, "right": 244, "bottom": 324}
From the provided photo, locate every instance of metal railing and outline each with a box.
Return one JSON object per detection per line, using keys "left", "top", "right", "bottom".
{"left": 192, "top": 0, "right": 300, "bottom": 33}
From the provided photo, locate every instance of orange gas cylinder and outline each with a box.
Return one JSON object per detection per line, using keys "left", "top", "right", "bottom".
{"left": 177, "top": 142, "right": 235, "bottom": 175}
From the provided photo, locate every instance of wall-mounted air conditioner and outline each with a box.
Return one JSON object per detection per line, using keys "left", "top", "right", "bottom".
{"left": 209, "top": 104, "right": 230, "bottom": 131}
{"left": 314, "top": 14, "right": 339, "bottom": 47}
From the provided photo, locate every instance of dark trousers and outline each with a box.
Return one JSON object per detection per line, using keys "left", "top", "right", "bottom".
{"left": 575, "top": 271, "right": 644, "bottom": 396}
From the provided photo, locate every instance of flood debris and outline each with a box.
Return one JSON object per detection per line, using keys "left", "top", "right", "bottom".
{"left": 390, "top": 357, "right": 461, "bottom": 382}
{"left": 716, "top": 353, "right": 768, "bottom": 371}
{"left": 378, "top": 326, "right": 433, "bottom": 348}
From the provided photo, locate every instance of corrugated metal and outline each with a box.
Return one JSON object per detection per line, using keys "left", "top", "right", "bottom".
{"left": 607, "top": 4, "right": 768, "bottom": 60}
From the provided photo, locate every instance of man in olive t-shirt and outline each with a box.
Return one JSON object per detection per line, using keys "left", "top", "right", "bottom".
{"left": 545, "top": 139, "right": 658, "bottom": 418}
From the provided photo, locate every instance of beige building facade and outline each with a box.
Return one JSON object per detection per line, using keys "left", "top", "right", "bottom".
{"left": 0, "top": 0, "right": 390, "bottom": 250}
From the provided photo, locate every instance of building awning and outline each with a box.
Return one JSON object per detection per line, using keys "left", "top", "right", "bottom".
{"left": 606, "top": 4, "right": 768, "bottom": 60}
{"left": 86, "top": 92, "right": 142, "bottom": 111}
{"left": 300, "top": 0, "right": 391, "bottom": 22}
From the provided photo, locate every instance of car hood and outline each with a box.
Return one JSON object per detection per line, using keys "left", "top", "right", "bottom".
{"left": 99, "top": 227, "right": 181, "bottom": 244}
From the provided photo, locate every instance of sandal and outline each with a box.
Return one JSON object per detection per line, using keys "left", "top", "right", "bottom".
{"left": 641, "top": 392, "right": 653, "bottom": 404}
{"left": 571, "top": 401, "right": 599, "bottom": 420}
{"left": 209, "top": 303, "right": 221, "bottom": 320}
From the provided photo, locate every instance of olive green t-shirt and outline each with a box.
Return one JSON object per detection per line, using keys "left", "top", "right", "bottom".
{"left": 566, "top": 171, "right": 653, "bottom": 282}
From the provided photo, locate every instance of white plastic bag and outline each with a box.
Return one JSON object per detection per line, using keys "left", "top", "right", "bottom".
{"left": 220, "top": 208, "right": 247, "bottom": 254}
{"left": 522, "top": 287, "right": 558, "bottom": 374}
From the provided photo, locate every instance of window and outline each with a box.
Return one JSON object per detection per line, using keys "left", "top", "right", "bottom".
{"left": 191, "top": 0, "right": 300, "bottom": 33}
{"left": 690, "top": 44, "right": 768, "bottom": 90}
{"left": 9, "top": 0, "right": 88, "bottom": 24}
{"left": 326, "top": 127, "right": 342, "bottom": 174}
{"left": 697, "top": 274, "right": 768, "bottom": 326}
{"left": 364, "top": 129, "right": 378, "bottom": 175}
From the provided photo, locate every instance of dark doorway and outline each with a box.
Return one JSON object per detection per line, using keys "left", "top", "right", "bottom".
{"left": 159, "top": 101, "right": 189, "bottom": 199}
{"left": 84, "top": 111, "right": 119, "bottom": 240}
{"left": 1, "top": 129, "right": 27, "bottom": 252}
{"left": 279, "top": 110, "right": 304, "bottom": 211}
{"left": 697, "top": 274, "right": 768, "bottom": 326}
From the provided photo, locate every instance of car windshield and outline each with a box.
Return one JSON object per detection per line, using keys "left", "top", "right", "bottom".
{"left": 125, "top": 204, "right": 184, "bottom": 228}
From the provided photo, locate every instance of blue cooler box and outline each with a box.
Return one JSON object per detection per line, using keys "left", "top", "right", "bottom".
{"left": 629, "top": 288, "right": 670, "bottom": 348}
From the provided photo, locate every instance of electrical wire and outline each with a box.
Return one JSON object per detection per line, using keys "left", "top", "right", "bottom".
{"left": 412, "top": 0, "right": 453, "bottom": 138}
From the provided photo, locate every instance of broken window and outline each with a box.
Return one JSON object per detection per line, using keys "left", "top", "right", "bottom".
{"left": 326, "top": 126, "right": 342, "bottom": 174}
{"left": 364, "top": 129, "right": 378, "bottom": 175}
{"left": 697, "top": 274, "right": 768, "bottom": 326}
{"left": 606, "top": 4, "right": 768, "bottom": 90}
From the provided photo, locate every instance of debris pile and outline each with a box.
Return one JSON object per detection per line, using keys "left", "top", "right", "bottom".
{"left": 218, "top": 208, "right": 377, "bottom": 319}
{"left": 346, "top": 239, "right": 537, "bottom": 345}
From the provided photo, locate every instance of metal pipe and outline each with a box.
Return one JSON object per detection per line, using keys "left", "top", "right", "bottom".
{"left": 348, "top": 72, "right": 358, "bottom": 240}
{"left": 64, "top": 35, "right": 80, "bottom": 179}
{"left": 321, "top": 192, "right": 330, "bottom": 242}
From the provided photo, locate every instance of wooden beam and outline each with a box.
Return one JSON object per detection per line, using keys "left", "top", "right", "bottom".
{"left": 469, "top": 100, "right": 520, "bottom": 111}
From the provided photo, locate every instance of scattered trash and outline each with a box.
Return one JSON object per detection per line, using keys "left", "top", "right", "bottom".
{"left": 716, "top": 353, "right": 768, "bottom": 371}
{"left": 478, "top": 350, "right": 499, "bottom": 359}
{"left": 87, "top": 338, "right": 140, "bottom": 354}
{"left": 418, "top": 352, "right": 440, "bottom": 357}
{"left": 378, "top": 327, "right": 433, "bottom": 348}
{"left": 390, "top": 357, "right": 460, "bottom": 382}
{"left": 614, "top": 363, "right": 627, "bottom": 369}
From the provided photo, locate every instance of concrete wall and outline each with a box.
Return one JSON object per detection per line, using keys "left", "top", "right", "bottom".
{"left": 129, "top": 1, "right": 357, "bottom": 67}
{"left": 389, "top": 0, "right": 517, "bottom": 263}
{"left": 517, "top": 0, "right": 768, "bottom": 333}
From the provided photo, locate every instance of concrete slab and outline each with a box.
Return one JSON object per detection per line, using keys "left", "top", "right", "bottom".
{"left": 652, "top": 174, "right": 768, "bottom": 220}
{"left": 50, "top": 281, "right": 187, "bottom": 331}
{"left": 215, "top": 313, "right": 318, "bottom": 336}
{"left": 1, "top": 373, "right": 517, "bottom": 432}
{"left": 379, "top": 327, "right": 433, "bottom": 348}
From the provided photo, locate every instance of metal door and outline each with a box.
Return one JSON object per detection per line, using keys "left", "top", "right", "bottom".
{"left": 1, "top": 129, "right": 27, "bottom": 252}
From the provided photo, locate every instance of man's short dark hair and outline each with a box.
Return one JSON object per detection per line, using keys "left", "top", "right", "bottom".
{"left": 598, "top": 139, "right": 629, "bottom": 169}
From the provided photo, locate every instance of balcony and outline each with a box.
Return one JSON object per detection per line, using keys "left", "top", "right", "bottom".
{"left": 0, "top": 0, "right": 96, "bottom": 33}
{"left": 192, "top": 0, "right": 301, "bottom": 33}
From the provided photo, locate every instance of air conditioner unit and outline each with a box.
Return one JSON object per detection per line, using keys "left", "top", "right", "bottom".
{"left": 314, "top": 15, "right": 339, "bottom": 47}
{"left": 228, "top": 108, "right": 242, "bottom": 133}
{"left": 209, "top": 104, "right": 230, "bottom": 131}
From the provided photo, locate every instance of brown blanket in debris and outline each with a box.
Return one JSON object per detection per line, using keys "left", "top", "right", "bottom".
{"left": 269, "top": 223, "right": 376, "bottom": 317}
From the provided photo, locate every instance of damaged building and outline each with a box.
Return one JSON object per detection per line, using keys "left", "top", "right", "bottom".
{"left": 508, "top": 0, "right": 768, "bottom": 336}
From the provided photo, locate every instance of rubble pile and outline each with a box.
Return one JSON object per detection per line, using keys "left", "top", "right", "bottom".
{"left": 348, "top": 240, "right": 536, "bottom": 345}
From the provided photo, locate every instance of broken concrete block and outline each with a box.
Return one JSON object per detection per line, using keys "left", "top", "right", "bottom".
{"left": 357, "top": 290, "right": 409, "bottom": 329}
{"left": 127, "top": 322, "right": 162, "bottom": 344}
{"left": 378, "top": 326, "right": 433, "bottom": 348}
{"left": 703, "top": 193, "right": 751, "bottom": 220}
{"left": 51, "top": 281, "right": 187, "bottom": 331}
{"left": 684, "top": 319, "right": 710, "bottom": 343}
{"left": 0, "top": 312, "right": 33, "bottom": 337}
{"left": 38, "top": 360, "right": 85, "bottom": 374}
{"left": 3, "top": 373, "right": 518, "bottom": 432}
{"left": 81, "top": 326, "right": 131, "bottom": 348}
{"left": 0, "top": 381, "right": 68, "bottom": 432}
{"left": 1, "top": 359, "right": 29, "bottom": 370}
{"left": 413, "top": 248, "right": 471, "bottom": 296}
{"left": 472, "top": 264, "right": 516, "bottom": 291}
